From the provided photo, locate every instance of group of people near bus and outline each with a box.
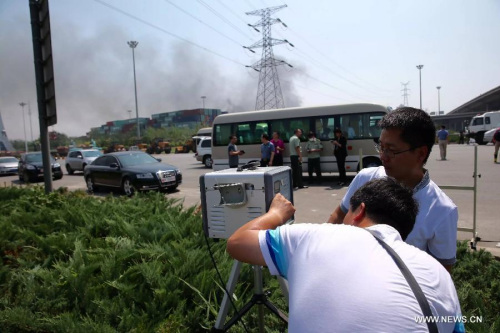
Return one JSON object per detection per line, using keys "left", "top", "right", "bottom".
{"left": 227, "top": 127, "right": 349, "bottom": 189}
{"left": 225, "top": 107, "right": 465, "bottom": 332}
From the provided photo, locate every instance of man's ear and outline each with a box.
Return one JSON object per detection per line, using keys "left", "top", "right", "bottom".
{"left": 417, "top": 145, "right": 429, "bottom": 164}
{"left": 351, "top": 203, "right": 366, "bottom": 226}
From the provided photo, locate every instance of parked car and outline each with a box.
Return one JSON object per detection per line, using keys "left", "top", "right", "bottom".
{"left": 65, "top": 149, "right": 103, "bottom": 174}
{"left": 0, "top": 156, "right": 19, "bottom": 175}
{"left": 194, "top": 137, "right": 212, "bottom": 168}
{"left": 83, "top": 151, "right": 182, "bottom": 196}
{"left": 483, "top": 127, "right": 500, "bottom": 144}
{"left": 18, "top": 152, "right": 63, "bottom": 183}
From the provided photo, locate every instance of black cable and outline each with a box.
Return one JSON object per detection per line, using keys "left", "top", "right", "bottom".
{"left": 203, "top": 232, "right": 250, "bottom": 332}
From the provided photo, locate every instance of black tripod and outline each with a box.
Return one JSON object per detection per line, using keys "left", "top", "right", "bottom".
{"left": 213, "top": 261, "right": 288, "bottom": 332}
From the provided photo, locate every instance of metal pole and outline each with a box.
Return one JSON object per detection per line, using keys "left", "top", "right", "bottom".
{"left": 416, "top": 65, "right": 423, "bottom": 109}
{"left": 28, "top": 102, "right": 34, "bottom": 143}
{"left": 19, "top": 102, "right": 28, "bottom": 152}
{"left": 201, "top": 95, "right": 206, "bottom": 109}
{"left": 128, "top": 41, "right": 140, "bottom": 139}
{"left": 437, "top": 86, "right": 441, "bottom": 113}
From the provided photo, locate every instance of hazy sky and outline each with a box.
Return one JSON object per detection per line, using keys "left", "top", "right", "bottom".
{"left": 1, "top": 0, "right": 499, "bottom": 140}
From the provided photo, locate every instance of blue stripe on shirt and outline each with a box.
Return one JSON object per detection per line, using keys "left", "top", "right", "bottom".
{"left": 265, "top": 228, "right": 289, "bottom": 279}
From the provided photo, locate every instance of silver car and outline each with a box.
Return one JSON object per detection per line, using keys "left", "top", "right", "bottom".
{"left": 0, "top": 156, "right": 19, "bottom": 175}
{"left": 65, "top": 149, "right": 102, "bottom": 174}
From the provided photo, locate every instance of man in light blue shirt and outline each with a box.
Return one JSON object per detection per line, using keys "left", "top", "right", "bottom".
{"left": 437, "top": 125, "right": 449, "bottom": 160}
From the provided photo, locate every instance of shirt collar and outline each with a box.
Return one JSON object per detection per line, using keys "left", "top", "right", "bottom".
{"left": 413, "top": 169, "right": 430, "bottom": 193}
{"left": 365, "top": 224, "right": 402, "bottom": 243}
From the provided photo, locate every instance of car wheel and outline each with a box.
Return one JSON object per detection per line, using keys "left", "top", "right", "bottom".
{"left": 122, "top": 177, "right": 136, "bottom": 196}
{"left": 358, "top": 157, "right": 382, "bottom": 171}
{"left": 66, "top": 164, "right": 74, "bottom": 175}
{"left": 203, "top": 155, "right": 213, "bottom": 168}
{"left": 54, "top": 174, "right": 63, "bottom": 180}
{"left": 82, "top": 163, "right": 87, "bottom": 171}
{"left": 23, "top": 171, "right": 31, "bottom": 183}
{"left": 86, "top": 176, "right": 97, "bottom": 193}
{"left": 18, "top": 172, "right": 23, "bottom": 182}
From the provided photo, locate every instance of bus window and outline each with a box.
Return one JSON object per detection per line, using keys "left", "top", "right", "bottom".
{"left": 368, "top": 114, "right": 383, "bottom": 138}
{"left": 236, "top": 122, "right": 268, "bottom": 144}
{"left": 214, "top": 124, "right": 232, "bottom": 146}
{"left": 289, "top": 117, "right": 310, "bottom": 142}
{"left": 315, "top": 117, "right": 336, "bottom": 140}
{"left": 339, "top": 114, "right": 361, "bottom": 139}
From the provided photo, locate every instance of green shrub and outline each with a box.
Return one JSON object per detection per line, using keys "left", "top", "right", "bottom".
{"left": 0, "top": 187, "right": 498, "bottom": 332}
{"left": 0, "top": 187, "right": 286, "bottom": 332}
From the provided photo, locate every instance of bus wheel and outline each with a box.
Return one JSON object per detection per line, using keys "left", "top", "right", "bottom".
{"left": 358, "top": 157, "right": 381, "bottom": 171}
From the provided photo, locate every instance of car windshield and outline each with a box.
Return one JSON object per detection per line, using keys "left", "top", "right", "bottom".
{"left": 0, "top": 157, "right": 18, "bottom": 163}
{"left": 83, "top": 150, "right": 102, "bottom": 158}
{"left": 25, "top": 154, "right": 55, "bottom": 163}
{"left": 117, "top": 153, "right": 159, "bottom": 167}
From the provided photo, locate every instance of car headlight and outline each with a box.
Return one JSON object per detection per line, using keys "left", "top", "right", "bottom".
{"left": 54, "top": 163, "right": 61, "bottom": 168}
{"left": 136, "top": 173, "right": 154, "bottom": 179}
{"left": 26, "top": 165, "right": 36, "bottom": 170}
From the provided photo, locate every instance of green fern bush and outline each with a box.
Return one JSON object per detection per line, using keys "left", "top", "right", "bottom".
{"left": 0, "top": 187, "right": 498, "bottom": 332}
{"left": 0, "top": 187, "right": 286, "bottom": 332}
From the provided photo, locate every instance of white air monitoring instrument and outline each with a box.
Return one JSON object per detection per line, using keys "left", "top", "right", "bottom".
{"left": 200, "top": 165, "right": 294, "bottom": 239}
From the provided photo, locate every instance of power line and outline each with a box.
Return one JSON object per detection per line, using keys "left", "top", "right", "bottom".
{"left": 196, "top": 0, "right": 254, "bottom": 40}
{"left": 91, "top": 0, "right": 246, "bottom": 67}
{"left": 163, "top": 0, "right": 244, "bottom": 48}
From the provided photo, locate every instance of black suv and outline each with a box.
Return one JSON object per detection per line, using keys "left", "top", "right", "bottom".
{"left": 18, "top": 152, "right": 63, "bottom": 183}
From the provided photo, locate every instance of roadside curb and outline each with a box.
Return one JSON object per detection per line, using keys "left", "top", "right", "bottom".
{"left": 477, "top": 245, "right": 500, "bottom": 261}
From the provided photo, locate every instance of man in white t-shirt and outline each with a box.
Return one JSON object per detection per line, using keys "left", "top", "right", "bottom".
{"left": 328, "top": 107, "right": 458, "bottom": 271}
{"left": 226, "top": 178, "right": 464, "bottom": 333}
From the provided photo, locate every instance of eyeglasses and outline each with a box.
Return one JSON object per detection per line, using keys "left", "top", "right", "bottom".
{"left": 374, "top": 143, "right": 413, "bottom": 158}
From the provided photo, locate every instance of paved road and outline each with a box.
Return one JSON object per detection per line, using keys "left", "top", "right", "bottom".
{"left": 2, "top": 144, "right": 499, "bottom": 251}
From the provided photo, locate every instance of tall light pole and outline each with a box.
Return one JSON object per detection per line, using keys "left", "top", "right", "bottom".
{"left": 201, "top": 96, "right": 206, "bottom": 109}
{"left": 28, "top": 102, "right": 34, "bottom": 142}
{"left": 127, "top": 110, "right": 132, "bottom": 119}
{"left": 127, "top": 41, "right": 140, "bottom": 139}
{"left": 19, "top": 102, "right": 29, "bottom": 152}
{"left": 416, "top": 65, "right": 424, "bottom": 109}
{"left": 436, "top": 86, "right": 441, "bottom": 114}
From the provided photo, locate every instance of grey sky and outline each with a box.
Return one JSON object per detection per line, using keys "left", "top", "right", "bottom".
{"left": 1, "top": 0, "right": 499, "bottom": 140}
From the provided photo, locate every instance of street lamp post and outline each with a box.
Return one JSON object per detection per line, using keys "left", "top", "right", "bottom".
{"left": 436, "top": 86, "right": 441, "bottom": 114}
{"left": 416, "top": 65, "right": 424, "bottom": 109}
{"left": 201, "top": 96, "right": 206, "bottom": 109}
{"left": 127, "top": 41, "right": 140, "bottom": 139}
{"left": 19, "top": 102, "right": 28, "bottom": 152}
{"left": 127, "top": 110, "right": 132, "bottom": 119}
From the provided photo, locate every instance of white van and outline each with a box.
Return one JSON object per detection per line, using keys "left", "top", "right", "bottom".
{"left": 194, "top": 137, "right": 212, "bottom": 168}
{"left": 196, "top": 127, "right": 212, "bottom": 137}
{"left": 468, "top": 111, "right": 500, "bottom": 144}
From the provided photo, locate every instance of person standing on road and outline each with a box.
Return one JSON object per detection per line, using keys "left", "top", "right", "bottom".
{"left": 228, "top": 135, "right": 244, "bottom": 168}
{"left": 493, "top": 128, "right": 500, "bottom": 163}
{"left": 289, "top": 129, "right": 307, "bottom": 190}
{"left": 332, "top": 128, "right": 348, "bottom": 186}
{"left": 306, "top": 131, "right": 323, "bottom": 184}
{"left": 437, "top": 125, "right": 449, "bottom": 160}
{"left": 271, "top": 131, "right": 285, "bottom": 166}
{"left": 327, "top": 107, "right": 458, "bottom": 272}
{"left": 260, "top": 133, "right": 275, "bottom": 167}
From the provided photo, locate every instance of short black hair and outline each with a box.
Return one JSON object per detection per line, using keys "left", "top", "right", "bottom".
{"left": 307, "top": 131, "right": 316, "bottom": 138}
{"left": 379, "top": 107, "right": 435, "bottom": 164}
{"left": 229, "top": 134, "right": 237, "bottom": 140}
{"left": 349, "top": 178, "right": 418, "bottom": 240}
{"left": 261, "top": 133, "right": 270, "bottom": 140}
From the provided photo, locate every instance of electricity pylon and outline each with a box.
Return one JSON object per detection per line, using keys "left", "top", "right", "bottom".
{"left": 245, "top": 5, "right": 293, "bottom": 110}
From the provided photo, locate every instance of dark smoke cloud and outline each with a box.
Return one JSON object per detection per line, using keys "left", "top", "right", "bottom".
{"left": 0, "top": 8, "right": 303, "bottom": 140}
